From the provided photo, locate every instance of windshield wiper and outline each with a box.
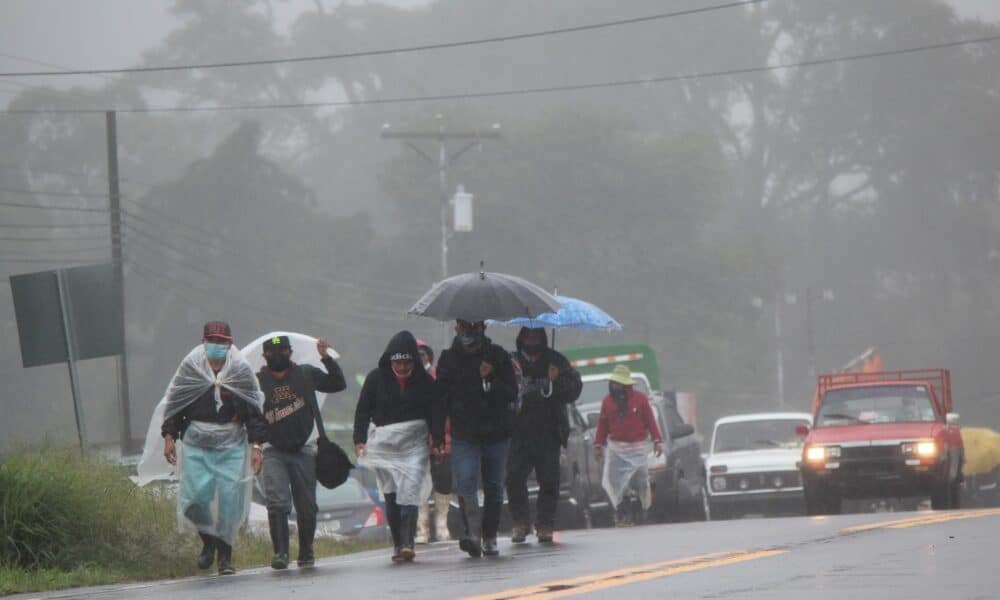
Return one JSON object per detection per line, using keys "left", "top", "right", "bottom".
{"left": 751, "top": 439, "right": 780, "bottom": 448}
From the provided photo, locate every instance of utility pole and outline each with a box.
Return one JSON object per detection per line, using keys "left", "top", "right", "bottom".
{"left": 774, "top": 291, "right": 785, "bottom": 409}
{"left": 381, "top": 117, "right": 501, "bottom": 347}
{"left": 106, "top": 110, "right": 132, "bottom": 456}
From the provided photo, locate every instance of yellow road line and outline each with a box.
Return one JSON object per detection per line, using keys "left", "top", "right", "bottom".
{"left": 838, "top": 508, "right": 1000, "bottom": 535}
{"left": 464, "top": 549, "right": 786, "bottom": 600}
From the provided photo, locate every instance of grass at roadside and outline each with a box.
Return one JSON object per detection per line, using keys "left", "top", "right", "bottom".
{"left": 0, "top": 447, "right": 384, "bottom": 596}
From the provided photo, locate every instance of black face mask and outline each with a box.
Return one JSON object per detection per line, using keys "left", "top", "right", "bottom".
{"left": 610, "top": 387, "right": 628, "bottom": 402}
{"left": 457, "top": 330, "right": 484, "bottom": 350}
{"left": 521, "top": 344, "right": 545, "bottom": 360}
{"left": 266, "top": 354, "right": 291, "bottom": 372}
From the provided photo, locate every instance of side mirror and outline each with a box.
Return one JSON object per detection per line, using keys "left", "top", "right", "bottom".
{"left": 946, "top": 413, "right": 960, "bottom": 426}
{"left": 795, "top": 424, "right": 810, "bottom": 437}
{"left": 586, "top": 413, "right": 599, "bottom": 429}
{"left": 670, "top": 424, "right": 695, "bottom": 439}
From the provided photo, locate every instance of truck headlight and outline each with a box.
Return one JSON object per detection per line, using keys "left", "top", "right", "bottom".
{"left": 711, "top": 476, "right": 727, "bottom": 491}
{"left": 902, "top": 441, "right": 937, "bottom": 458}
{"left": 805, "top": 446, "right": 825, "bottom": 462}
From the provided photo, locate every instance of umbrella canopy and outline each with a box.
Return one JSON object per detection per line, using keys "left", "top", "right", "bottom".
{"left": 487, "top": 295, "right": 623, "bottom": 332}
{"left": 408, "top": 268, "right": 562, "bottom": 323}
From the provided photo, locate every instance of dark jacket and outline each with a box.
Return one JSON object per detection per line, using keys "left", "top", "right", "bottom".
{"left": 161, "top": 386, "right": 267, "bottom": 444}
{"left": 258, "top": 356, "right": 346, "bottom": 452}
{"left": 436, "top": 334, "right": 517, "bottom": 444}
{"left": 511, "top": 328, "right": 583, "bottom": 447}
{"left": 354, "top": 331, "right": 443, "bottom": 446}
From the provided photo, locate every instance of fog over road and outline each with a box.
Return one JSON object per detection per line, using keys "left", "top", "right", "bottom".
{"left": 17, "top": 508, "right": 999, "bottom": 600}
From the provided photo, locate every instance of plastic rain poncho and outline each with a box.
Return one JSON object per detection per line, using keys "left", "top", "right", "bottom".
{"left": 136, "top": 344, "right": 263, "bottom": 544}
{"left": 601, "top": 440, "right": 653, "bottom": 510}
{"left": 358, "top": 419, "right": 432, "bottom": 507}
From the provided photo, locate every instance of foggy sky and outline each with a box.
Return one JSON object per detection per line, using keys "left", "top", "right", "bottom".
{"left": 1, "top": 0, "right": 996, "bottom": 100}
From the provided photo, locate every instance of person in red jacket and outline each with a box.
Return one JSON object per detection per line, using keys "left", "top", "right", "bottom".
{"left": 593, "top": 365, "right": 663, "bottom": 526}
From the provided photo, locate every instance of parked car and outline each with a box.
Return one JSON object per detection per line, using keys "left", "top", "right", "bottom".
{"left": 576, "top": 374, "right": 705, "bottom": 523}
{"left": 250, "top": 474, "right": 390, "bottom": 544}
{"left": 703, "top": 412, "right": 812, "bottom": 520}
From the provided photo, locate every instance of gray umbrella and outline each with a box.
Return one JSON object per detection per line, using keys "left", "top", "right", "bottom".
{"left": 408, "top": 266, "right": 562, "bottom": 323}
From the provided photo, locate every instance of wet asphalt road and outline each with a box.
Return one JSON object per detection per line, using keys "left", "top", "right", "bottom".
{"left": 15, "top": 508, "right": 1000, "bottom": 600}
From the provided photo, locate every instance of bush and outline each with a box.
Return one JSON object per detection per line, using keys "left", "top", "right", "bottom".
{"left": 0, "top": 447, "right": 196, "bottom": 576}
{"left": 0, "top": 447, "right": 384, "bottom": 593}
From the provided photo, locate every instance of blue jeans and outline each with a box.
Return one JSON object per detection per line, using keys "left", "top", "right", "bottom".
{"left": 451, "top": 438, "right": 509, "bottom": 503}
{"left": 451, "top": 438, "right": 509, "bottom": 540}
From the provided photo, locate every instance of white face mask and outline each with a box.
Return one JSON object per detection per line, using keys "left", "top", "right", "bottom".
{"left": 424, "top": 362, "right": 433, "bottom": 372}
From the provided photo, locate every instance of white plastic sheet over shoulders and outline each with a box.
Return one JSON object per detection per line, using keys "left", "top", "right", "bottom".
{"left": 137, "top": 344, "right": 263, "bottom": 485}
{"left": 358, "top": 419, "right": 432, "bottom": 506}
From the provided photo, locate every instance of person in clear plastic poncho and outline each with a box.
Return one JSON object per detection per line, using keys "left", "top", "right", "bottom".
{"left": 354, "top": 331, "right": 443, "bottom": 563}
{"left": 593, "top": 365, "right": 663, "bottom": 527}
{"left": 139, "top": 321, "right": 266, "bottom": 575}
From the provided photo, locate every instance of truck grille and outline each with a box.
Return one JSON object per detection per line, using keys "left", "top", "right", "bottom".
{"left": 840, "top": 445, "right": 898, "bottom": 460}
{"left": 723, "top": 471, "right": 801, "bottom": 491}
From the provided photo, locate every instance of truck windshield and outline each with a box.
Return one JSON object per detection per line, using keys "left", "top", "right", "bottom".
{"left": 577, "top": 377, "right": 652, "bottom": 406}
{"left": 817, "top": 385, "right": 936, "bottom": 427}
{"left": 712, "top": 419, "right": 809, "bottom": 453}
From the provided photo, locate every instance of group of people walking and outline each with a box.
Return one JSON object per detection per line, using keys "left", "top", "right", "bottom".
{"left": 156, "top": 318, "right": 662, "bottom": 573}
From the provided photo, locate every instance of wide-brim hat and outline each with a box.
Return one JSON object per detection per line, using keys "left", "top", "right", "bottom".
{"left": 608, "top": 364, "right": 635, "bottom": 386}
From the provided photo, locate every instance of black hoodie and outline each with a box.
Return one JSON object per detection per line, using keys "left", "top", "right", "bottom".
{"left": 436, "top": 333, "right": 517, "bottom": 444}
{"left": 353, "top": 331, "right": 443, "bottom": 446}
{"left": 511, "top": 327, "right": 583, "bottom": 447}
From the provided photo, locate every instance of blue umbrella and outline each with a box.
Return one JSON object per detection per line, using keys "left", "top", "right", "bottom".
{"left": 488, "top": 295, "right": 622, "bottom": 332}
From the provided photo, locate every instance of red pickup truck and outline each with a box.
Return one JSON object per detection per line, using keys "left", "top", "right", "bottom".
{"left": 799, "top": 369, "right": 964, "bottom": 514}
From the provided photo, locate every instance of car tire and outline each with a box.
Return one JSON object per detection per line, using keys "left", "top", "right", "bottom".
{"left": 804, "top": 483, "right": 839, "bottom": 515}
{"left": 931, "top": 480, "right": 958, "bottom": 510}
{"left": 569, "top": 471, "right": 591, "bottom": 529}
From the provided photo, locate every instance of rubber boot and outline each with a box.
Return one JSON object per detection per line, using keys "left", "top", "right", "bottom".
{"left": 197, "top": 532, "right": 216, "bottom": 570}
{"left": 267, "top": 511, "right": 289, "bottom": 570}
{"left": 385, "top": 495, "right": 403, "bottom": 562}
{"left": 416, "top": 502, "right": 430, "bottom": 544}
{"left": 217, "top": 541, "right": 235, "bottom": 575}
{"left": 482, "top": 500, "right": 502, "bottom": 556}
{"left": 297, "top": 516, "right": 316, "bottom": 567}
{"left": 434, "top": 493, "right": 452, "bottom": 541}
{"left": 399, "top": 509, "right": 417, "bottom": 562}
{"left": 457, "top": 496, "right": 483, "bottom": 558}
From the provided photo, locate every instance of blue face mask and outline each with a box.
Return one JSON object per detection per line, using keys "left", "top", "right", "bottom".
{"left": 204, "top": 342, "right": 229, "bottom": 361}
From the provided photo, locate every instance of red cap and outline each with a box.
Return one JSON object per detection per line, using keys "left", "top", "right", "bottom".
{"left": 203, "top": 321, "right": 233, "bottom": 341}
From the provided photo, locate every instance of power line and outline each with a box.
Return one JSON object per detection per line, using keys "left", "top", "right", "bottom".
{"left": 0, "top": 185, "right": 111, "bottom": 199}
{"left": 125, "top": 258, "right": 396, "bottom": 340}
{"left": 0, "top": 200, "right": 107, "bottom": 212}
{"left": 121, "top": 200, "right": 428, "bottom": 299}
{"left": 0, "top": 234, "right": 110, "bottom": 242}
{"left": 3, "top": 32, "right": 996, "bottom": 115}
{"left": 0, "top": 50, "right": 118, "bottom": 82}
{"left": 0, "top": 222, "right": 106, "bottom": 229}
{"left": 0, "top": 257, "right": 94, "bottom": 265}
{"left": 0, "top": 1, "right": 764, "bottom": 78}
{"left": 122, "top": 222, "right": 412, "bottom": 325}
